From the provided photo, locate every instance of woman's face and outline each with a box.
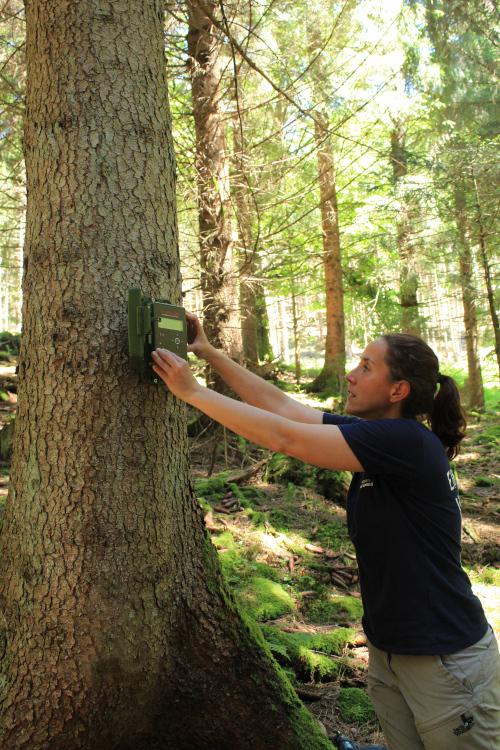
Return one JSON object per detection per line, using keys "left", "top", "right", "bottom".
{"left": 345, "top": 339, "right": 405, "bottom": 420}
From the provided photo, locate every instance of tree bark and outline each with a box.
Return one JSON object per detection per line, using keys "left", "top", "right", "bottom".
{"left": 390, "top": 123, "right": 421, "bottom": 337}
{"left": 186, "top": 0, "right": 243, "bottom": 393}
{"left": 231, "top": 85, "right": 272, "bottom": 364}
{"left": 454, "top": 182, "right": 485, "bottom": 410}
{"left": 0, "top": 3, "right": 332, "bottom": 749}
{"left": 307, "top": 111, "right": 346, "bottom": 395}
{"left": 305, "top": 27, "right": 345, "bottom": 395}
{"left": 472, "top": 172, "right": 500, "bottom": 381}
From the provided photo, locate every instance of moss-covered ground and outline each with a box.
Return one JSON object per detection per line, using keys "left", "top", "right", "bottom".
{"left": 1, "top": 361, "right": 500, "bottom": 746}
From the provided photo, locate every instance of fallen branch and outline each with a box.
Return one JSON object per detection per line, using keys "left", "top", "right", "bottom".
{"left": 223, "top": 456, "right": 271, "bottom": 484}
{"left": 304, "top": 544, "right": 325, "bottom": 554}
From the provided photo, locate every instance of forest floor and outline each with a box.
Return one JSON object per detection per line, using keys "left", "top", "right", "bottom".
{"left": 0, "top": 365, "right": 499, "bottom": 747}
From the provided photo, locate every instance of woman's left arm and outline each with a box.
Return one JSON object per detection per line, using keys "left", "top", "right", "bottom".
{"left": 152, "top": 349, "right": 363, "bottom": 473}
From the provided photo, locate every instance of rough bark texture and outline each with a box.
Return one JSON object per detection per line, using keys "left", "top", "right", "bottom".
{"left": 454, "top": 183, "right": 484, "bottom": 410}
{"left": 0, "top": 3, "right": 332, "bottom": 749}
{"left": 187, "top": 0, "right": 243, "bottom": 392}
{"left": 390, "top": 124, "right": 421, "bottom": 337}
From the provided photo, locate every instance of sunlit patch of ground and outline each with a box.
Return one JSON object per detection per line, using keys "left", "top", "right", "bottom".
{"left": 470, "top": 582, "right": 500, "bottom": 638}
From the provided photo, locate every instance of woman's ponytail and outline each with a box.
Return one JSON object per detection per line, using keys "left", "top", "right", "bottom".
{"left": 428, "top": 374, "right": 467, "bottom": 460}
{"left": 382, "top": 334, "right": 467, "bottom": 460}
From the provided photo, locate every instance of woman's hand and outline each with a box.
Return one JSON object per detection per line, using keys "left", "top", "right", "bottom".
{"left": 152, "top": 348, "right": 202, "bottom": 402}
{"left": 186, "top": 312, "right": 211, "bottom": 359}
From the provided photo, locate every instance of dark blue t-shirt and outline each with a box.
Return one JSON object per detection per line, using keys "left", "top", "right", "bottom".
{"left": 323, "top": 412, "right": 487, "bottom": 655}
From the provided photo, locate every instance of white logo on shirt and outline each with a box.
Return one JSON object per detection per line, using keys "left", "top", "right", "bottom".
{"left": 447, "top": 469, "right": 457, "bottom": 491}
{"left": 447, "top": 469, "right": 461, "bottom": 511}
{"left": 360, "top": 478, "right": 374, "bottom": 489}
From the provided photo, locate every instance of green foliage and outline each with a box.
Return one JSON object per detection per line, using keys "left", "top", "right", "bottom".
{"left": 265, "top": 453, "right": 351, "bottom": 504}
{"left": 237, "top": 577, "right": 295, "bottom": 622}
{"left": 0, "top": 332, "right": 20, "bottom": 357}
{"left": 261, "top": 625, "right": 355, "bottom": 683}
{"left": 302, "top": 596, "right": 364, "bottom": 624}
{"left": 337, "top": 688, "right": 377, "bottom": 725}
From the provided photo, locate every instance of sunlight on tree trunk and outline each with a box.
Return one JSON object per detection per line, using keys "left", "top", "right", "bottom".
{"left": 187, "top": 0, "right": 243, "bottom": 393}
{"left": 306, "top": 26, "right": 346, "bottom": 396}
{"left": 390, "top": 123, "right": 421, "bottom": 337}
{"left": 472, "top": 171, "right": 500, "bottom": 381}
{"left": 454, "top": 182, "right": 485, "bottom": 410}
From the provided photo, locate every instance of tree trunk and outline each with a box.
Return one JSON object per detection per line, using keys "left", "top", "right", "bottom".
{"left": 472, "top": 172, "right": 500, "bottom": 380}
{"left": 0, "top": 3, "right": 331, "bottom": 749}
{"left": 454, "top": 183, "right": 485, "bottom": 410}
{"left": 305, "top": 26, "right": 345, "bottom": 395}
{"left": 231, "top": 86, "right": 272, "bottom": 364}
{"left": 390, "top": 123, "right": 421, "bottom": 336}
{"left": 307, "top": 109, "right": 346, "bottom": 394}
{"left": 187, "top": 0, "right": 243, "bottom": 393}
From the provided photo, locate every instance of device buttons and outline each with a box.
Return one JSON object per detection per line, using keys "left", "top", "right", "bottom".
{"left": 175, "top": 337, "right": 180, "bottom": 344}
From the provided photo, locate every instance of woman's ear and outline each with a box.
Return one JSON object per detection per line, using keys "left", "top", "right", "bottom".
{"left": 390, "top": 380, "right": 410, "bottom": 403}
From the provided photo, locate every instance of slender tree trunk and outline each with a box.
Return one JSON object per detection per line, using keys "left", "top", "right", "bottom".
{"left": 307, "top": 109, "right": 345, "bottom": 394}
{"left": 390, "top": 123, "right": 421, "bottom": 336}
{"left": 305, "top": 28, "right": 345, "bottom": 395}
{"left": 472, "top": 173, "right": 500, "bottom": 380}
{"left": 289, "top": 260, "right": 301, "bottom": 384}
{"left": 0, "top": 3, "right": 331, "bottom": 748}
{"left": 454, "top": 183, "right": 485, "bottom": 410}
{"left": 187, "top": 0, "right": 243, "bottom": 392}
{"left": 231, "top": 86, "right": 272, "bottom": 364}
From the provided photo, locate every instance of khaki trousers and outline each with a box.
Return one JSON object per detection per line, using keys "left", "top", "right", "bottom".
{"left": 366, "top": 627, "right": 500, "bottom": 750}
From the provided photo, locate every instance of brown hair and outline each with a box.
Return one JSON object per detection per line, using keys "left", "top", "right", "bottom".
{"left": 382, "top": 333, "right": 466, "bottom": 459}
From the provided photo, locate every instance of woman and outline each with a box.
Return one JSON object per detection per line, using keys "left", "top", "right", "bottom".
{"left": 152, "top": 316, "right": 500, "bottom": 750}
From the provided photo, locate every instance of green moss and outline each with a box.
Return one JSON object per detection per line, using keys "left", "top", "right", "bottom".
{"left": 198, "top": 496, "right": 212, "bottom": 513}
{"left": 474, "top": 475, "right": 495, "bottom": 487}
{"left": 472, "top": 424, "right": 500, "bottom": 447}
{"left": 253, "top": 562, "right": 281, "bottom": 582}
{"left": 303, "top": 596, "right": 363, "bottom": 624}
{"left": 466, "top": 565, "right": 500, "bottom": 586}
{"left": 217, "top": 530, "right": 236, "bottom": 549}
{"left": 237, "top": 577, "right": 294, "bottom": 621}
{"left": 261, "top": 625, "right": 355, "bottom": 683}
{"left": 228, "top": 611, "right": 333, "bottom": 749}
{"left": 312, "top": 521, "right": 350, "bottom": 547}
{"left": 249, "top": 510, "right": 265, "bottom": 526}
{"left": 265, "top": 453, "right": 350, "bottom": 503}
{"left": 195, "top": 475, "right": 228, "bottom": 496}
{"left": 286, "top": 482, "right": 296, "bottom": 503}
{"left": 337, "top": 688, "right": 376, "bottom": 725}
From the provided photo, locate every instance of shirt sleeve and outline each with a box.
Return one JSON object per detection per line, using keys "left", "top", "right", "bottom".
{"left": 337, "top": 419, "right": 426, "bottom": 478}
{"left": 322, "top": 412, "right": 363, "bottom": 426}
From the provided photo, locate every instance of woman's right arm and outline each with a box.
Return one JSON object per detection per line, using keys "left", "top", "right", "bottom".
{"left": 187, "top": 312, "right": 323, "bottom": 425}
